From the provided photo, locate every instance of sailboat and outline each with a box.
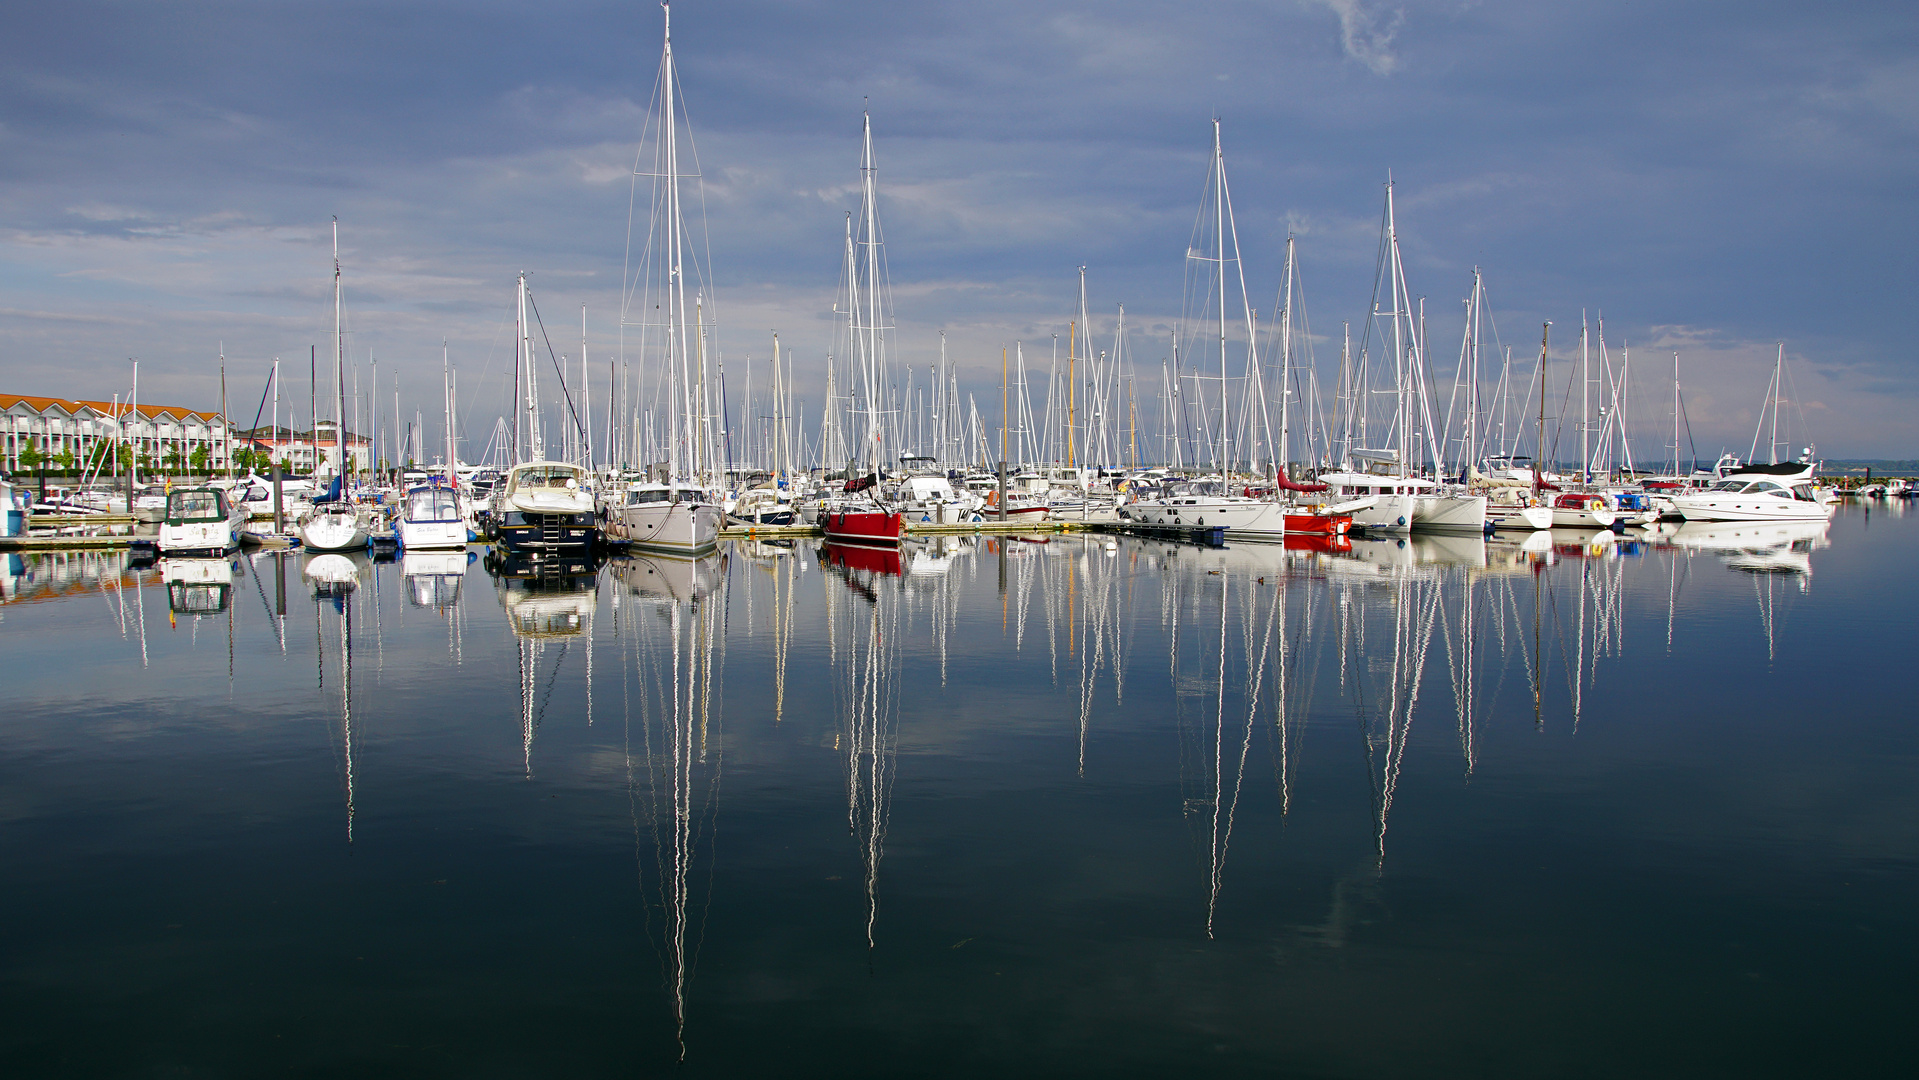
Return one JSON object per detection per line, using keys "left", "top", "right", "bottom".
{"left": 396, "top": 345, "right": 467, "bottom": 550}
{"left": 298, "top": 220, "right": 372, "bottom": 553}
{"left": 493, "top": 272, "right": 599, "bottom": 554}
{"left": 1319, "top": 181, "right": 1486, "bottom": 534}
{"left": 602, "top": 9, "right": 723, "bottom": 556}
{"left": 1121, "top": 122, "right": 1350, "bottom": 539}
{"left": 820, "top": 114, "right": 905, "bottom": 547}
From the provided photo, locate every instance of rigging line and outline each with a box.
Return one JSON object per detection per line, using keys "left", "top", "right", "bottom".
{"left": 526, "top": 288, "right": 588, "bottom": 442}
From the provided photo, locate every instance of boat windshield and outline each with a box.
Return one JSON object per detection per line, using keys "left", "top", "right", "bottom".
{"left": 167, "top": 490, "right": 224, "bottom": 522}
{"left": 406, "top": 488, "right": 459, "bottom": 520}
{"left": 627, "top": 487, "right": 674, "bottom": 505}
{"left": 516, "top": 467, "right": 581, "bottom": 490}
{"left": 1709, "top": 480, "right": 1746, "bottom": 492}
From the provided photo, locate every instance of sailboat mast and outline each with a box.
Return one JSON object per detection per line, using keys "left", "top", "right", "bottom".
{"left": 1580, "top": 312, "right": 1590, "bottom": 482}
{"left": 1771, "top": 341, "right": 1783, "bottom": 463}
{"left": 664, "top": 2, "right": 692, "bottom": 483}
{"left": 1213, "top": 120, "right": 1229, "bottom": 476}
{"left": 443, "top": 340, "right": 455, "bottom": 486}
{"left": 1535, "top": 322, "right": 1549, "bottom": 494}
{"left": 333, "top": 218, "right": 346, "bottom": 481}
{"left": 859, "top": 112, "right": 884, "bottom": 472}
{"left": 1278, "top": 235, "right": 1294, "bottom": 476}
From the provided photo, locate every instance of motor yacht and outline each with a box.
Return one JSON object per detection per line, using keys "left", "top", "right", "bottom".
{"left": 1669, "top": 462, "right": 1831, "bottom": 523}
{"left": 157, "top": 487, "right": 249, "bottom": 556}
{"left": 492, "top": 461, "right": 598, "bottom": 552}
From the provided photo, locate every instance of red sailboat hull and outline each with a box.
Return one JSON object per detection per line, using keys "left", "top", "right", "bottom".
{"left": 1284, "top": 512, "right": 1352, "bottom": 536}
{"left": 822, "top": 509, "right": 904, "bottom": 546}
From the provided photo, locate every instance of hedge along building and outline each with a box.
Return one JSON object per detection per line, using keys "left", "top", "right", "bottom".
{"left": 2, "top": 393, "right": 232, "bottom": 475}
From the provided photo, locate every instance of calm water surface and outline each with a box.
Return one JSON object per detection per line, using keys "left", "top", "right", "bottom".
{"left": 2, "top": 504, "right": 1915, "bottom": 1077}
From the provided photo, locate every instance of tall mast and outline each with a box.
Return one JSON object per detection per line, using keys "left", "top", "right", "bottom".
{"left": 1278, "top": 235, "right": 1294, "bottom": 474}
{"left": 1671, "top": 351, "right": 1681, "bottom": 477}
{"left": 1213, "top": 120, "right": 1229, "bottom": 475}
{"left": 858, "top": 111, "right": 885, "bottom": 471}
{"left": 1771, "top": 342, "right": 1783, "bottom": 463}
{"left": 1535, "top": 322, "right": 1550, "bottom": 494}
{"left": 444, "top": 340, "right": 456, "bottom": 485}
{"left": 664, "top": 2, "right": 692, "bottom": 483}
{"left": 518, "top": 272, "right": 541, "bottom": 462}
{"left": 333, "top": 218, "right": 347, "bottom": 481}
{"left": 581, "top": 305, "right": 590, "bottom": 469}
{"left": 1581, "top": 312, "right": 1592, "bottom": 481}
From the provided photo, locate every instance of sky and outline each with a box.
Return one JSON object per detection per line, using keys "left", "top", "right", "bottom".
{"left": 1, "top": 0, "right": 1913, "bottom": 460}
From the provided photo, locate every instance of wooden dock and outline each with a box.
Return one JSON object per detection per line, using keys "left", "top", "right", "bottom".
{"left": 0, "top": 534, "right": 136, "bottom": 551}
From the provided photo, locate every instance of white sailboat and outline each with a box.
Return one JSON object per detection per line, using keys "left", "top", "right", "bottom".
{"left": 298, "top": 220, "right": 371, "bottom": 553}
{"left": 604, "top": 7, "right": 722, "bottom": 556}
{"left": 1324, "top": 181, "right": 1485, "bottom": 534}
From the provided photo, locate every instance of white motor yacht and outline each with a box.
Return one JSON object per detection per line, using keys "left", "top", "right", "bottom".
{"left": 1669, "top": 462, "right": 1831, "bottom": 523}
{"left": 396, "top": 483, "right": 467, "bottom": 550}
{"left": 157, "top": 487, "right": 249, "bottom": 556}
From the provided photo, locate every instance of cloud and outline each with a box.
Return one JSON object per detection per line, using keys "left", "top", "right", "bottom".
{"left": 1307, "top": 0, "right": 1404, "bottom": 76}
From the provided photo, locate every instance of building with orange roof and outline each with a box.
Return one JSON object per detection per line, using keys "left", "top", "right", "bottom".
{"left": 2, "top": 393, "right": 232, "bottom": 477}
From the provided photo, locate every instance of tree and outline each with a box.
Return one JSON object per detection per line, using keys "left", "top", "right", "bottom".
{"left": 190, "top": 445, "right": 210, "bottom": 475}
{"left": 232, "top": 447, "right": 255, "bottom": 472}
{"left": 57, "top": 445, "right": 77, "bottom": 474}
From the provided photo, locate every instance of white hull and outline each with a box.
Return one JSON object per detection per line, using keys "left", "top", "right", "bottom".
{"left": 300, "top": 509, "right": 369, "bottom": 552}
{"left": 397, "top": 517, "right": 467, "bottom": 550}
{"left": 1670, "top": 497, "right": 1830, "bottom": 523}
{"left": 1488, "top": 504, "right": 1554, "bottom": 530}
{"left": 158, "top": 514, "right": 246, "bottom": 555}
{"left": 1412, "top": 493, "right": 1488, "bottom": 533}
{"left": 1351, "top": 493, "right": 1418, "bottom": 534}
{"left": 608, "top": 501, "right": 722, "bottom": 554}
{"left": 1125, "top": 495, "right": 1262, "bottom": 530}
{"left": 1551, "top": 506, "right": 1617, "bottom": 529}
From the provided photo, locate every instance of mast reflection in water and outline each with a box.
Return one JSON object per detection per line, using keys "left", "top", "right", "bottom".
{"left": 613, "top": 551, "right": 727, "bottom": 1057}
{"left": 3, "top": 507, "right": 1911, "bottom": 1077}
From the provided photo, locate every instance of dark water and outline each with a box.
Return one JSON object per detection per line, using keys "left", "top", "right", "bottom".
{"left": 2, "top": 504, "right": 1914, "bottom": 1077}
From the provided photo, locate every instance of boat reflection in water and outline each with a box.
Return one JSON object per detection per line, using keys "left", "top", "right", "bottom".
{"left": 299, "top": 550, "right": 365, "bottom": 841}
{"left": 611, "top": 551, "right": 724, "bottom": 605}
{"left": 1666, "top": 519, "right": 1831, "bottom": 578}
{"left": 303, "top": 552, "right": 363, "bottom": 609}
{"left": 608, "top": 546, "right": 727, "bottom": 1057}
{"left": 820, "top": 539, "right": 903, "bottom": 951}
{"left": 401, "top": 549, "right": 470, "bottom": 612}
{"left": 160, "top": 557, "right": 236, "bottom": 615}
{"left": 491, "top": 549, "right": 601, "bottom": 776}
{"left": 821, "top": 540, "right": 903, "bottom": 580}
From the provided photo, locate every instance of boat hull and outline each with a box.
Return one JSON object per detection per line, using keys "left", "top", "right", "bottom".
{"left": 609, "top": 501, "right": 722, "bottom": 555}
{"left": 1670, "top": 496, "right": 1830, "bottom": 523}
{"left": 494, "top": 511, "right": 598, "bottom": 553}
{"left": 823, "top": 509, "right": 904, "bottom": 546}
{"left": 1412, "top": 493, "right": 1489, "bottom": 534}
{"left": 158, "top": 515, "right": 246, "bottom": 556}
{"left": 299, "top": 509, "right": 369, "bottom": 552}
{"left": 397, "top": 518, "right": 467, "bottom": 551}
{"left": 1489, "top": 505, "right": 1555, "bottom": 530}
